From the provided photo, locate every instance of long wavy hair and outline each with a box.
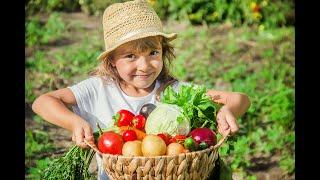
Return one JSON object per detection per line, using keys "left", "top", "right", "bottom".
{"left": 90, "top": 35, "right": 178, "bottom": 100}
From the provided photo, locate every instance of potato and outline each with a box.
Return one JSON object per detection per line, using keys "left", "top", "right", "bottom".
{"left": 141, "top": 135, "right": 166, "bottom": 156}
{"left": 122, "top": 140, "right": 143, "bottom": 156}
{"left": 166, "top": 143, "right": 185, "bottom": 155}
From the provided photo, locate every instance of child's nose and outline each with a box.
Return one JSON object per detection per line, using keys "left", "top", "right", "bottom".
{"left": 136, "top": 56, "right": 150, "bottom": 71}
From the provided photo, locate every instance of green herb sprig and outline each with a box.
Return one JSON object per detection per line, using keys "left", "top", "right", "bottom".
{"left": 42, "top": 126, "right": 120, "bottom": 180}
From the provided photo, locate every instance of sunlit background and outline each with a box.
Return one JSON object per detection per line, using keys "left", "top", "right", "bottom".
{"left": 25, "top": 0, "right": 294, "bottom": 179}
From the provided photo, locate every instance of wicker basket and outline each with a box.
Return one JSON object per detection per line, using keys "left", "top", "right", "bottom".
{"left": 85, "top": 134, "right": 228, "bottom": 180}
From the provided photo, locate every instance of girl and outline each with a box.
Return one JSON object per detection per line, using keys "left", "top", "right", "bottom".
{"left": 32, "top": 0, "right": 250, "bottom": 179}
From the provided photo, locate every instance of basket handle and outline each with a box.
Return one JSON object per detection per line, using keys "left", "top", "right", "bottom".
{"left": 84, "top": 139, "right": 103, "bottom": 156}
{"left": 213, "top": 128, "right": 231, "bottom": 149}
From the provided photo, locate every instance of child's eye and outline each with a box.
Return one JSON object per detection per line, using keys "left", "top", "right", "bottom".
{"left": 150, "top": 50, "right": 160, "bottom": 56}
{"left": 125, "top": 54, "right": 135, "bottom": 59}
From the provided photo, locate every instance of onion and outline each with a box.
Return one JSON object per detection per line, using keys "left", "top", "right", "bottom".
{"left": 190, "top": 128, "right": 216, "bottom": 146}
{"left": 122, "top": 140, "right": 143, "bottom": 156}
{"left": 141, "top": 135, "right": 166, "bottom": 156}
{"left": 166, "top": 143, "right": 185, "bottom": 155}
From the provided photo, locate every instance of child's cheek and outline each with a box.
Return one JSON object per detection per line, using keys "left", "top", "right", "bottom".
{"left": 152, "top": 58, "right": 163, "bottom": 70}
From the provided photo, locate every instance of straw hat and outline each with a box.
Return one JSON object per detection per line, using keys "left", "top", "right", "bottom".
{"left": 97, "top": 0, "right": 177, "bottom": 60}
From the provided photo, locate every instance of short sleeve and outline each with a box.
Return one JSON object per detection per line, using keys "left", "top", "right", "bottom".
{"left": 67, "top": 76, "right": 101, "bottom": 112}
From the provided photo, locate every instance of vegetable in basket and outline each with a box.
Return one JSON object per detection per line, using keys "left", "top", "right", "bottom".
{"left": 141, "top": 135, "right": 167, "bottom": 156}
{"left": 169, "top": 134, "right": 187, "bottom": 144}
{"left": 190, "top": 128, "right": 217, "bottom": 147}
{"left": 132, "top": 114, "right": 146, "bottom": 130}
{"left": 42, "top": 84, "right": 221, "bottom": 179}
{"left": 118, "top": 125, "right": 146, "bottom": 140}
{"left": 122, "top": 140, "right": 143, "bottom": 156}
{"left": 166, "top": 143, "right": 186, "bottom": 155}
{"left": 184, "top": 137, "right": 198, "bottom": 151}
{"left": 161, "top": 84, "right": 221, "bottom": 131}
{"left": 122, "top": 129, "right": 137, "bottom": 142}
{"left": 157, "top": 133, "right": 171, "bottom": 145}
{"left": 97, "top": 131, "right": 124, "bottom": 155}
{"left": 113, "top": 109, "right": 135, "bottom": 127}
{"left": 138, "top": 103, "right": 156, "bottom": 118}
{"left": 145, "top": 103, "right": 191, "bottom": 136}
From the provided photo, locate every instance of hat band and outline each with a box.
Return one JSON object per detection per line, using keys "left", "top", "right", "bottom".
{"left": 118, "top": 27, "right": 162, "bottom": 42}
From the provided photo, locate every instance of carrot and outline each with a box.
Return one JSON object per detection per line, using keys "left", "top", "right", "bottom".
{"left": 119, "top": 126, "right": 146, "bottom": 140}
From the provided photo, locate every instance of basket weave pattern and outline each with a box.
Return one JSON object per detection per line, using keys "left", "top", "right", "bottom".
{"left": 102, "top": 145, "right": 220, "bottom": 180}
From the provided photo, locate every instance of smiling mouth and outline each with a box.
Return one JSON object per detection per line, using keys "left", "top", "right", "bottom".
{"left": 133, "top": 73, "right": 153, "bottom": 77}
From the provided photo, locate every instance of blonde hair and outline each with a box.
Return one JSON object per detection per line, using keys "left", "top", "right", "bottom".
{"left": 90, "top": 35, "right": 177, "bottom": 100}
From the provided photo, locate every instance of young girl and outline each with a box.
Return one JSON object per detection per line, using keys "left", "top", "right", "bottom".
{"left": 32, "top": 0, "right": 250, "bottom": 179}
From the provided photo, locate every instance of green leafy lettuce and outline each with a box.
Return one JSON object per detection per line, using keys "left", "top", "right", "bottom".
{"left": 161, "top": 83, "right": 221, "bottom": 131}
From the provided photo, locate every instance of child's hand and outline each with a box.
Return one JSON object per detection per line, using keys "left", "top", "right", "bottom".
{"left": 71, "top": 119, "right": 94, "bottom": 149}
{"left": 216, "top": 106, "right": 239, "bottom": 136}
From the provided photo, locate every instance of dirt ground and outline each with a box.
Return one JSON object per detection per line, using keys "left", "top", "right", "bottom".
{"left": 25, "top": 12, "right": 294, "bottom": 180}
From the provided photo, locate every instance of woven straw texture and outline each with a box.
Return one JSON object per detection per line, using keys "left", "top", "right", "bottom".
{"left": 97, "top": 0, "right": 177, "bottom": 60}
{"left": 102, "top": 145, "right": 220, "bottom": 180}
{"left": 85, "top": 132, "right": 228, "bottom": 180}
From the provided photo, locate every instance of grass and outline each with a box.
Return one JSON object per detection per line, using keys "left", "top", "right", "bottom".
{"left": 25, "top": 11, "right": 295, "bottom": 178}
{"left": 26, "top": 12, "right": 67, "bottom": 47}
{"left": 25, "top": 126, "right": 56, "bottom": 179}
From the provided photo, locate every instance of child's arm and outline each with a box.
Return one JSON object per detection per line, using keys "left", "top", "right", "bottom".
{"left": 32, "top": 88, "right": 94, "bottom": 148}
{"left": 206, "top": 90, "right": 251, "bottom": 135}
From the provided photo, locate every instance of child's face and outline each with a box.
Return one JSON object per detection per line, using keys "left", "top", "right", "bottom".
{"left": 111, "top": 40, "right": 163, "bottom": 90}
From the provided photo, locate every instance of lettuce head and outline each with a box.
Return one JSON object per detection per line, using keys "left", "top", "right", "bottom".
{"left": 145, "top": 103, "right": 190, "bottom": 136}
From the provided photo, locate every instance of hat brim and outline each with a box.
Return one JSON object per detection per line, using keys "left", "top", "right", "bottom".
{"left": 97, "top": 32, "right": 177, "bottom": 60}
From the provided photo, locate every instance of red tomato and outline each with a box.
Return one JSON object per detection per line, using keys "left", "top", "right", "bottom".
{"left": 122, "top": 130, "right": 137, "bottom": 142}
{"left": 132, "top": 114, "right": 146, "bottom": 130}
{"left": 157, "top": 133, "right": 171, "bottom": 145}
{"left": 98, "top": 131, "right": 124, "bottom": 155}
{"left": 169, "top": 135, "right": 187, "bottom": 144}
{"left": 113, "top": 109, "right": 135, "bottom": 127}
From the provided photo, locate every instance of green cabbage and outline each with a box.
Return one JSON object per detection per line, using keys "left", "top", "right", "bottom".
{"left": 145, "top": 103, "right": 190, "bottom": 136}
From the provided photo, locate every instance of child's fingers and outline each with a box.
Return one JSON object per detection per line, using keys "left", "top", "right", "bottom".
{"left": 225, "top": 112, "right": 239, "bottom": 134}
{"left": 75, "top": 129, "right": 88, "bottom": 148}
{"left": 218, "top": 125, "right": 230, "bottom": 137}
{"left": 217, "top": 119, "right": 230, "bottom": 137}
{"left": 84, "top": 126, "right": 94, "bottom": 143}
{"left": 217, "top": 113, "right": 229, "bottom": 131}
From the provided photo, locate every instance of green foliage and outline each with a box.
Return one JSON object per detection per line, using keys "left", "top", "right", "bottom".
{"left": 26, "top": 0, "right": 80, "bottom": 16}
{"left": 26, "top": 12, "right": 66, "bottom": 47}
{"left": 25, "top": 128, "right": 56, "bottom": 179}
{"left": 26, "top": 0, "right": 294, "bottom": 28}
{"left": 169, "top": 23, "right": 294, "bottom": 176}
{"left": 43, "top": 145, "right": 96, "bottom": 179}
{"left": 279, "top": 151, "right": 295, "bottom": 174}
{"left": 25, "top": 80, "right": 37, "bottom": 103}
{"left": 221, "top": 136, "right": 252, "bottom": 170}
{"left": 78, "top": 0, "right": 127, "bottom": 16}
{"left": 25, "top": 130, "right": 55, "bottom": 158}
{"left": 25, "top": 39, "right": 100, "bottom": 103}
{"left": 152, "top": 0, "right": 294, "bottom": 28}
{"left": 26, "top": 157, "right": 52, "bottom": 179}
{"left": 161, "top": 84, "right": 221, "bottom": 130}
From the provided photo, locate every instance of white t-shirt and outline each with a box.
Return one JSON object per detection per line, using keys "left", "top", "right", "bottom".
{"left": 68, "top": 76, "right": 187, "bottom": 180}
